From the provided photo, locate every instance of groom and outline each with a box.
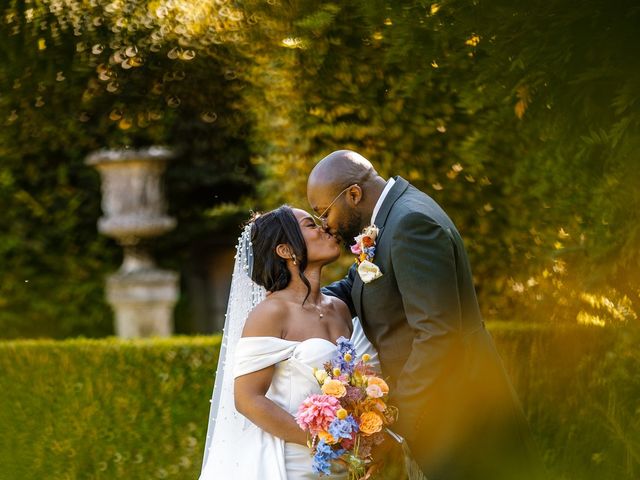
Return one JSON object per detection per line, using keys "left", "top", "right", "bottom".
{"left": 310, "top": 150, "right": 538, "bottom": 480}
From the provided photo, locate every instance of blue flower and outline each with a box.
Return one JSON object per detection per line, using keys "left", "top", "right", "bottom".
{"left": 312, "top": 440, "right": 345, "bottom": 475}
{"left": 336, "top": 337, "right": 356, "bottom": 355}
{"left": 328, "top": 415, "right": 359, "bottom": 440}
{"left": 332, "top": 337, "right": 357, "bottom": 374}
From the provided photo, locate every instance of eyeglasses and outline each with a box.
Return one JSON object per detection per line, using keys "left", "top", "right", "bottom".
{"left": 313, "top": 184, "right": 357, "bottom": 227}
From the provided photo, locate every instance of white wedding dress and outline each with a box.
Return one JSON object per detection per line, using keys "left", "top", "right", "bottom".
{"left": 200, "top": 317, "right": 379, "bottom": 480}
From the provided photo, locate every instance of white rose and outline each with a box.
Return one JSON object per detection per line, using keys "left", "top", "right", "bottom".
{"left": 358, "top": 260, "right": 383, "bottom": 283}
{"left": 362, "top": 225, "right": 379, "bottom": 240}
{"left": 314, "top": 369, "right": 328, "bottom": 384}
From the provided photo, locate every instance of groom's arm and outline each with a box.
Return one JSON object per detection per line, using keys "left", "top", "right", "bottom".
{"left": 321, "top": 263, "right": 357, "bottom": 318}
{"left": 389, "top": 212, "right": 463, "bottom": 446}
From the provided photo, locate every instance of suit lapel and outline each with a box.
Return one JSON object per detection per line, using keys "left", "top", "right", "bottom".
{"left": 352, "top": 176, "right": 410, "bottom": 322}
{"left": 373, "top": 176, "right": 409, "bottom": 243}
{"left": 352, "top": 270, "right": 364, "bottom": 319}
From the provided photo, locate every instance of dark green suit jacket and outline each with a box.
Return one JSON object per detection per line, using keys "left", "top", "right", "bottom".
{"left": 324, "top": 177, "right": 536, "bottom": 479}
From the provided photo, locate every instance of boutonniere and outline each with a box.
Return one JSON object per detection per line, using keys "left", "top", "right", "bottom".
{"left": 351, "top": 225, "right": 383, "bottom": 283}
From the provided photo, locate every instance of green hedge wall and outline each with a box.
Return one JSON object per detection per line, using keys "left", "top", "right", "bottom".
{"left": 0, "top": 337, "right": 220, "bottom": 480}
{"left": 1, "top": 325, "right": 638, "bottom": 480}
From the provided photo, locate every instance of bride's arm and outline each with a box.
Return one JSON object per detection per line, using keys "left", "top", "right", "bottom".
{"left": 235, "top": 368, "right": 308, "bottom": 445}
{"left": 233, "top": 299, "right": 308, "bottom": 446}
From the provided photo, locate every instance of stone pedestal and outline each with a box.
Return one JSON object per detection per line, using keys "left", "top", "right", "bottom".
{"left": 106, "top": 270, "right": 179, "bottom": 338}
{"left": 86, "top": 146, "right": 179, "bottom": 338}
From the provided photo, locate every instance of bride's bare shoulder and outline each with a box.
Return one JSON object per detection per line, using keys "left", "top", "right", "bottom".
{"left": 325, "top": 295, "right": 352, "bottom": 320}
{"left": 241, "top": 296, "right": 289, "bottom": 338}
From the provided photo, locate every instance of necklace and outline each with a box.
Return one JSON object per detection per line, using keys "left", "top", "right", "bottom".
{"left": 307, "top": 302, "right": 324, "bottom": 319}
{"left": 280, "top": 292, "right": 325, "bottom": 318}
{"left": 300, "top": 296, "right": 324, "bottom": 319}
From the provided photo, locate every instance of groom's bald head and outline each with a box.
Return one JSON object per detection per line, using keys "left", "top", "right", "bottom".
{"left": 307, "top": 150, "right": 386, "bottom": 246}
{"left": 307, "top": 150, "right": 377, "bottom": 192}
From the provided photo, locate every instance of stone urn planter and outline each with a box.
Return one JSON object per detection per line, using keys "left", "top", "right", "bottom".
{"left": 86, "top": 146, "right": 179, "bottom": 338}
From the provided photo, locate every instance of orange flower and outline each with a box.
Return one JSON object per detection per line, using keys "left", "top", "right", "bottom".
{"left": 318, "top": 430, "right": 337, "bottom": 444}
{"left": 366, "top": 376, "right": 389, "bottom": 395}
{"left": 369, "top": 398, "right": 387, "bottom": 412}
{"left": 359, "top": 411, "right": 383, "bottom": 435}
{"left": 321, "top": 379, "right": 347, "bottom": 398}
{"left": 362, "top": 397, "right": 387, "bottom": 413}
{"left": 361, "top": 235, "right": 375, "bottom": 248}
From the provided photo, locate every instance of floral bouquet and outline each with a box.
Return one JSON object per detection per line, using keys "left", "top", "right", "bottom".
{"left": 294, "top": 337, "right": 398, "bottom": 479}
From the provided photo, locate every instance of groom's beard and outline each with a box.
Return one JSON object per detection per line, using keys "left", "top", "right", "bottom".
{"left": 338, "top": 209, "right": 365, "bottom": 250}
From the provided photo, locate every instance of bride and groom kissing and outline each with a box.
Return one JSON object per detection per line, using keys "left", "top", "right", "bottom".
{"left": 200, "top": 150, "right": 538, "bottom": 480}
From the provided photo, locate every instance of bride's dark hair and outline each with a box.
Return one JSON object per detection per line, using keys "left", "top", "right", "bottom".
{"left": 249, "top": 206, "right": 312, "bottom": 304}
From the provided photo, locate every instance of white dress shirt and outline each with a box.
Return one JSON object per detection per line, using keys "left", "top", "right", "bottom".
{"left": 371, "top": 177, "right": 396, "bottom": 226}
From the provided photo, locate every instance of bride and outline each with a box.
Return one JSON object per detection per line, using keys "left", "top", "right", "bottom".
{"left": 199, "top": 206, "right": 379, "bottom": 479}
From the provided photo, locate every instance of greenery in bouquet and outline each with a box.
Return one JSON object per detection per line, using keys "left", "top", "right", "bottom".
{"left": 295, "top": 338, "right": 398, "bottom": 478}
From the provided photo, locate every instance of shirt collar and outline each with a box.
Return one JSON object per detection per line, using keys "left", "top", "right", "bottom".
{"left": 371, "top": 177, "right": 396, "bottom": 225}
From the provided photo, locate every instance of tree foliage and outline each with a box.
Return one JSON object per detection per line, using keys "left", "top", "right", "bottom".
{"left": 236, "top": 0, "right": 639, "bottom": 323}
{"left": 0, "top": 0, "right": 257, "bottom": 338}
{"left": 0, "top": 0, "right": 637, "bottom": 337}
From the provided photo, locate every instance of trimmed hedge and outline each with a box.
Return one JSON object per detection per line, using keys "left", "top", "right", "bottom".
{"left": 0, "top": 337, "right": 220, "bottom": 480}
{"left": 1, "top": 325, "right": 638, "bottom": 479}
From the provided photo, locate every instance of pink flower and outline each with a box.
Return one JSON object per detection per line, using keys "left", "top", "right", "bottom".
{"left": 350, "top": 243, "right": 362, "bottom": 255}
{"left": 295, "top": 394, "right": 341, "bottom": 435}
{"left": 366, "top": 384, "right": 383, "bottom": 398}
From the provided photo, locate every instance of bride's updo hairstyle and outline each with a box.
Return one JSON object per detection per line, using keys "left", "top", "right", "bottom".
{"left": 249, "top": 206, "right": 312, "bottom": 303}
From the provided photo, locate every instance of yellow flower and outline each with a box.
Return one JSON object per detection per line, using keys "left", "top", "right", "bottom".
{"left": 343, "top": 353, "right": 352, "bottom": 362}
{"left": 332, "top": 368, "right": 341, "bottom": 377}
{"left": 367, "top": 376, "right": 389, "bottom": 395}
{"left": 361, "top": 354, "right": 371, "bottom": 362}
{"left": 321, "top": 379, "right": 347, "bottom": 398}
{"left": 336, "top": 408, "right": 348, "bottom": 420}
{"left": 314, "top": 369, "right": 328, "bottom": 384}
{"left": 359, "top": 411, "right": 383, "bottom": 435}
{"left": 352, "top": 370, "right": 365, "bottom": 387}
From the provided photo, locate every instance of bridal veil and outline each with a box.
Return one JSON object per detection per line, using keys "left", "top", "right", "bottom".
{"left": 199, "top": 223, "right": 266, "bottom": 477}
